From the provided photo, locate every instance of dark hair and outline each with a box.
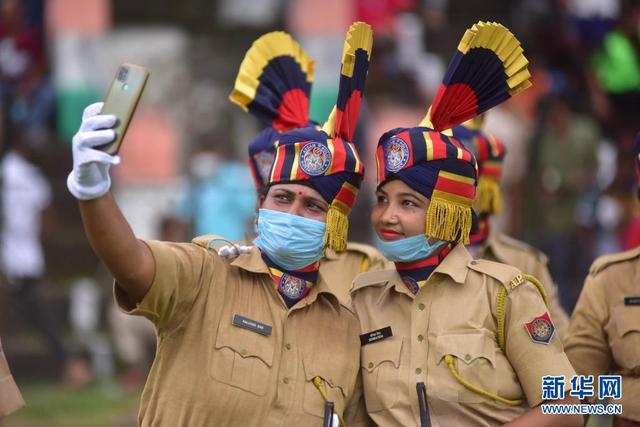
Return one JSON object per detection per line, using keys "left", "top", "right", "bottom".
{"left": 258, "top": 185, "right": 269, "bottom": 199}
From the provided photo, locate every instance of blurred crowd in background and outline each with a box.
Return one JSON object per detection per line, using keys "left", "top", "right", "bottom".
{"left": 0, "top": 0, "right": 638, "bottom": 425}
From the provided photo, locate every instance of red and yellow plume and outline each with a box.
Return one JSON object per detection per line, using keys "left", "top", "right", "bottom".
{"left": 322, "top": 21, "right": 373, "bottom": 143}
{"left": 229, "top": 31, "right": 315, "bottom": 132}
{"left": 421, "top": 21, "right": 531, "bottom": 131}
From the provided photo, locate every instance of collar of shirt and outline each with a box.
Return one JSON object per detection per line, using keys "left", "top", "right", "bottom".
{"left": 355, "top": 243, "right": 473, "bottom": 302}
{"left": 417, "top": 242, "right": 469, "bottom": 284}
{"left": 394, "top": 245, "right": 452, "bottom": 294}
{"left": 323, "top": 247, "right": 341, "bottom": 260}
{"left": 261, "top": 252, "right": 320, "bottom": 308}
{"left": 230, "top": 246, "right": 341, "bottom": 312}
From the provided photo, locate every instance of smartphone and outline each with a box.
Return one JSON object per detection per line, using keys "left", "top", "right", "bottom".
{"left": 96, "top": 63, "right": 150, "bottom": 155}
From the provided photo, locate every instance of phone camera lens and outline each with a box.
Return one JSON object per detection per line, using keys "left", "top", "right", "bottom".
{"left": 117, "top": 66, "right": 129, "bottom": 82}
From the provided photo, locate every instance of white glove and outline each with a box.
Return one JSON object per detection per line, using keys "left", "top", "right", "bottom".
{"left": 217, "top": 244, "right": 253, "bottom": 259}
{"left": 67, "top": 102, "right": 121, "bottom": 200}
{"left": 331, "top": 413, "right": 340, "bottom": 427}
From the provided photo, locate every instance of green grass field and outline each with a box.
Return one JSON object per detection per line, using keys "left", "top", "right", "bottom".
{"left": 2, "top": 381, "right": 140, "bottom": 427}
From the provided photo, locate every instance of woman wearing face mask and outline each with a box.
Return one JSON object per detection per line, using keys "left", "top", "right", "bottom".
{"left": 227, "top": 30, "right": 390, "bottom": 303}
{"left": 66, "top": 22, "right": 372, "bottom": 426}
{"left": 350, "top": 22, "right": 582, "bottom": 426}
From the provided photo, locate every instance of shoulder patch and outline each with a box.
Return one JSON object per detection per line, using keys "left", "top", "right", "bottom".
{"left": 524, "top": 312, "right": 555, "bottom": 344}
{"left": 351, "top": 269, "right": 396, "bottom": 293}
{"left": 494, "top": 233, "right": 548, "bottom": 264}
{"left": 589, "top": 247, "right": 640, "bottom": 276}
{"left": 467, "top": 258, "right": 525, "bottom": 292}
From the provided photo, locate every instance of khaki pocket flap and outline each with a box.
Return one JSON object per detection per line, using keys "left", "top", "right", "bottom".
{"left": 301, "top": 350, "right": 350, "bottom": 398}
{"left": 215, "top": 320, "right": 274, "bottom": 367}
{"left": 435, "top": 331, "right": 496, "bottom": 367}
{"left": 361, "top": 337, "right": 403, "bottom": 373}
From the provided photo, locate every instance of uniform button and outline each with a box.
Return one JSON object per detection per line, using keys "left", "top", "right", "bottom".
{"left": 418, "top": 303, "right": 426, "bottom": 311}
{"left": 285, "top": 343, "right": 291, "bottom": 350}
{"left": 283, "top": 377, "right": 290, "bottom": 384}
{"left": 417, "top": 334, "right": 424, "bottom": 342}
{"left": 368, "top": 362, "right": 374, "bottom": 369}
{"left": 240, "top": 349, "right": 247, "bottom": 356}
{"left": 464, "top": 354, "right": 471, "bottom": 361}
{"left": 470, "top": 260, "right": 478, "bottom": 265}
{"left": 415, "top": 368, "right": 422, "bottom": 375}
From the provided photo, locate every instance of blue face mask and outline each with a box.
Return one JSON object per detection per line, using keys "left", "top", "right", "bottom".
{"left": 376, "top": 233, "right": 447, "bottom": 263}
{"left": 254, "top": 209, "right": 326, "bottom": 270}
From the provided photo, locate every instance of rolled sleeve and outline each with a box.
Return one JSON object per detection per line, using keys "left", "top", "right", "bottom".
{"left": 113, "top": 240, "right": 214, "bottom": 333}
{"left": 504, "top": 281, "right": 576, "bottom": 406}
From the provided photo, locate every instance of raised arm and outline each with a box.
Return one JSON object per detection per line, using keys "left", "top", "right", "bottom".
{"left": 68, "top": 103, "right": 154, "bottom": 305}
{"left": 78, "top": 194, "right": 154, "bottom": 305}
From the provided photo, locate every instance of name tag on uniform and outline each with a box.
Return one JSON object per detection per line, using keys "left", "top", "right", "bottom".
{"left": 625, "top": 297, "right": 640, "bottom": 306}
{"left": 360, "top": 326, "right": 393, "bottom": 346}
{"left": 232, "top": 314, "right": 272, "bottom": 336}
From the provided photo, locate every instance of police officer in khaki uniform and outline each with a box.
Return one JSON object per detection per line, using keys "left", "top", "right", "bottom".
{"left": 351, "top": 22, "right": 581, "bottom": 427}
{"left": 0, "top": 337, "right": 24, "bottom": 417}
{"left": 228, "top": 30, "right": 390, "bottom": 304}
{"left": 451, "top": 118, "right": 570, "bottom": 338}
{"left": 65, "top": 22, "right": 373, "bottom": 426}
{"left": 565, "top": 134, "right": 640, "bottom": 426}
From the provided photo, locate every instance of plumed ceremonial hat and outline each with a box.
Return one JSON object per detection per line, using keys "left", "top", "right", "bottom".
{"left": 229, "top": 31, "right": 316, "bottom": 188}
{"left": 267, "top": 22, "right": 373, "bottom": 253}
{"left": 376, "top": 22, "right": 531, "bottom": 244}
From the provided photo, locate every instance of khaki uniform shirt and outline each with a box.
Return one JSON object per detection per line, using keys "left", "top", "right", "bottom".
{"left": 114, "top": 235, "right": 366, "bottom": 427}
{"left": 351, "top": 244, "right": 575, "bottom": 427}
{"left": 0, "top": 337, "right": 25, "bottom": 417}
{"left": 478, "top": 232, "right": 570, "bottom": 339}
{"left": 322, "top": 242, "right": 391, "bottom": 304}
{"left": 565, "top": 247, "right": 640, "bottom": 422}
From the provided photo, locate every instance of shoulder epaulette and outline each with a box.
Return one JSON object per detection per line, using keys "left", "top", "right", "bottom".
{"left": 191, "top": 234, "right": 237, "bottom": 251}
{"left": 589, "top": 247, "right": 640, "bottom": 277}
{"left": 495, "top": 233, "right": 548, "bottom": 264}
{"left": 345, "top": 242, "right": 382, "bottom": 258}
{"left": 351, "top": 269, "right": 396, "bottom": 293}
{"left": 469, "top": 258, "right": 545, "bottom": 354}
{"left": 345, "top": 242, "right": 388, "bottom": 270}
{"left": 467, "top": 258, "right": 525, "bottom": 293}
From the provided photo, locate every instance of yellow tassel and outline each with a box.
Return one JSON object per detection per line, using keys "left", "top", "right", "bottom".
{"left": 324, "top": 205, "right": 348, "bottom": 252}
{"left": 425, "top": 192, "right": 472, "bottom": 244}
{"left": 475, "top": 176, "right": 502, "bottom": 214}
